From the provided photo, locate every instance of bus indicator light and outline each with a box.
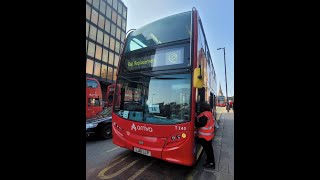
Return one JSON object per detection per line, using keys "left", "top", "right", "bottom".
{"left": 182, "top": 133, "right": 186, "bottom": 138}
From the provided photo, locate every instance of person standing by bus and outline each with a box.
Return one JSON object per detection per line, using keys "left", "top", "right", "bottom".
{"left": 196, "top": 102, "right": 215, "bottom": 169}
{"left": 229, "top": 100, "right": 233, "bottom": 110}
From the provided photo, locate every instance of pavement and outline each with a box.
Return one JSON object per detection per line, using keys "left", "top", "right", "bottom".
{"left": 195, "top": 108, "right": 234, "bottom": 180}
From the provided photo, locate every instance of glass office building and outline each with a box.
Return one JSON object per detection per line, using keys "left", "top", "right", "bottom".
{"left": 86, "top": 0, "right": 127, "bottom": 101}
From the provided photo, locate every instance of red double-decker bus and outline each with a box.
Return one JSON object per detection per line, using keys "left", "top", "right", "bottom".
{"left": 112, "top": 8, "right": 217, "bottom": 166}
{"left": 106, "top": 84, "right": 116, "bottom": 108}
{"left": 217, "top": 96, "right": 226, "bottom": 107}
{"left": 86, "top": 77, "right": 103, "bottom": 119}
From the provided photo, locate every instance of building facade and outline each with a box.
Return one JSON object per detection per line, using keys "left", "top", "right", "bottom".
{"left": 86, "top": 0, "right": 127, "bottom": 101}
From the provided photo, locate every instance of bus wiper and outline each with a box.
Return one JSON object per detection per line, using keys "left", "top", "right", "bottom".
{"left": 138, "top": 71, "right": 155, "bottom": 77}
{"left": 153, "top": 77, "right": 185, "bottom": 80}
{"left": 118, "top": 75, "right": 140, "bottom": 83}
{"left": 118, "top": 75, "right": 147, "bottom": 85}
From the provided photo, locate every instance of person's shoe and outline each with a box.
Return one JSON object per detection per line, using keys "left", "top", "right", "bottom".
{"left": 204, "top": 162, "right": 215, "bottom": 169}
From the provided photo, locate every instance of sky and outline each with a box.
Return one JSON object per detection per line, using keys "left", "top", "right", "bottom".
{"left": 122, "top": 0, "right": 234, "bottom": 97}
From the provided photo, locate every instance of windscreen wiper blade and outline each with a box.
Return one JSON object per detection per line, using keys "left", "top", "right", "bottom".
{"left": 152, "top": 77, "right": 185, "bottom": 80}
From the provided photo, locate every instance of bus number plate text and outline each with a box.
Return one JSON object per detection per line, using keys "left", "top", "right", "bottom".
{"left": 134, "top": 147, "right": 151, "bottom": 156}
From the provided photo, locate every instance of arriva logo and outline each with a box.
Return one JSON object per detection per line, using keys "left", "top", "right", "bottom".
{"left": 131, "top": 123, "right": 137, "bottom": 131}
{"left": 131, "top": 123, "right": 153, "bottom": 132}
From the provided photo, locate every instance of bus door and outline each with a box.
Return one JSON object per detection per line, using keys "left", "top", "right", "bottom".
{"left": 195, "top": 87, "right": 206, "bottom": 160}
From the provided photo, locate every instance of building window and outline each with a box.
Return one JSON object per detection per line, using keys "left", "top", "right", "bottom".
{"left": 114, "top": 54, "right": 119, "bottom": 67}
{"left": 113, "top": 68, "right": 117, "bottom": 81}
{"left": 87, "top": 0, "right": 92, "bottom": 4}
{"left": 95, "top": 45, "right": 102, "bottom": 60}
{"left": 98, "top": 15, "right": 105, "bottom": 29}
{"left": 116, "top": 27, "right": 121, "bottom": 41}
{"left": 118, "top": 2, "right": 123, "bottom": 15}
{"left": 123, "top": 7, "right": 127, "bottom": 18}
{"left": 122, "top": 19, "right": 126, "bottom": 31}
{"left": 117, "top": 15, "right": 122, "bottom": 28}
{"left": 87, "top": 79, "right": 99, "bottom": 88}
{"left": 121, "top": 31, "right": 125, "bottom": 42}
{"left": 86, "top": 58, "right": 94, "bottom": 74}
{"left": 112, "top": 0, "right": 118, "bottom": 11}
{"left": 107, "top": 66, "right": 113, "bottom": 80}
{"left": 112, "top": 10, "right": 117, "bottom": 23}
{"left": 102, "top": 48, "right": 109, "bottom": 63}
{"left": 87, "top": 41, "right": 95, "bottom": 57}
{"left": 91, "top": 9, "right": 98, "bottom": 25}
{"left": 86, "top": 22, "right": 89, "bottom": 37}
{"left": 106, "top": 5, "right": 112, "bottom": 19}
{"left": 111, "top": 23, "right": 116, "bottom": 37}
{"left": 107, "top": 0, "right": 112, "bottom": 6}
{"left": 104, "top": 33, "right": 110, "bottom": 48}
{"left": 101, "top": 64, "right": 107, "bottom": 78}
{"left": 105, "top": 19, "right": 111, "bottom": 32}
{"left": 109, "top": 37, "right": 115, "bottom": 51}
{"left": 108, "top": 51, "right": 114, "bottom": 65}
{"left": 86, "top": 4, "right": 91, "bottom": 20}
{"left": 100, "top": 0, "right": 106, "bottom": 15}
{"left": 97, "top": 29, "right": 103, "bottom": 44}
{"left": 94, "top": 62, "right": 101, "bottom": 77}
{"left": 92, "top": 0, "right": 100, "bottom": 9}
{"left": 115, "top": 40, "right": 120, "bottom": 54}
{"left": 89, "top": 25, "right": 97, "bottom": 41}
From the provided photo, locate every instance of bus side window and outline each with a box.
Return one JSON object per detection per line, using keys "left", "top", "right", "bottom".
{"left": 209, "top": 93, "right": 214, "bottom": 109}
{"left": 198, "top": 87, "right": 205, "bottom": 102}
{"left": 88, "top": 98, "right": 95, "bottom": 106}
{"left": 196, "top": 88, "right": 205, "bottom": 113}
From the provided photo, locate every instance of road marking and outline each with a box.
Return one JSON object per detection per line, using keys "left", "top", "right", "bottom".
{"left": 186, "top": 146, "right": 203, "bottom": 180}
{"left": 97, "top": 154, "right": 131, "bottom": 179}
{"left": 186, "top": 170, "right": 198, "bottom": 180}
{"left": 185, "top": 146, "right": 204, "bottom": 180}
{"left": 106, "top": 146, "right": 120, "bottom": 152}
{"left": 197, "top": 146, "right": 203, "bottom": 160}
{"left": 127, "top": 159, "right": 155, "bottom": 180}
{"left": 98, "top": 157, "right": 140, "bottom": 179}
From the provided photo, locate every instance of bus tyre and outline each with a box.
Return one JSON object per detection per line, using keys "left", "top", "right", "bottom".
{"left": 99, "top": 124, "right": 112, "bottom": 139}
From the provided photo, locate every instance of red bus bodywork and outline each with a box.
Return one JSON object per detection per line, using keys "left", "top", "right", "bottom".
{"left": 217, "top": 96, "right": 226, "bottom": 107}
{"left": 112, "top": 9, "right": 216, "bottom": 166}
{"left": 106, "top": 84, "right": 116, "bottom": 107}
{"left": 216, "top": 103, "right": 226, "bottom": 107}
{"left": 86, "top": 77, "right": 103, "bottom": 119}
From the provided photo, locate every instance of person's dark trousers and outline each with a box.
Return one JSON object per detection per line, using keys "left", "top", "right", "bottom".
{"left": 198, "top": 138, "right": 215, "bottom": 164}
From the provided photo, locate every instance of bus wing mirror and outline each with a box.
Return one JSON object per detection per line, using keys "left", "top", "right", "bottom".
{"left": 193, "top": 67, "right": 203, "bottom": 88}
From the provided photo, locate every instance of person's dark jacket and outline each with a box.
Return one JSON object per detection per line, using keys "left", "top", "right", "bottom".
{"left": 195, "top": 115, "right": 208, "bottom": 127}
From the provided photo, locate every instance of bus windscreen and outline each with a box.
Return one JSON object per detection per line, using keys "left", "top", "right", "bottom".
{"left": 114, "top": 73, "right": 191, "bottom": 125}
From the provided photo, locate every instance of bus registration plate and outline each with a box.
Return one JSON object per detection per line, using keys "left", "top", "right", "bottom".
{"left": 134, "top": 147, "right": 151, "bottom": 156}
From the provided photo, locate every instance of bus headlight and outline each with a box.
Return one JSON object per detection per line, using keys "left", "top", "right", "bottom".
{"left": 166, "top": 132, "right": 189, "bottom": 148}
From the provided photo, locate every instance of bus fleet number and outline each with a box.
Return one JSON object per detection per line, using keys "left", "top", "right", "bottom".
{"left": 175, "top": 126, "right": 186, "bottom": 131}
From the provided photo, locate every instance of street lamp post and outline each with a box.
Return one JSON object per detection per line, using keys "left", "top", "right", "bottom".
{"left": 217, "top": 47, "right": 229, "bottom": 112}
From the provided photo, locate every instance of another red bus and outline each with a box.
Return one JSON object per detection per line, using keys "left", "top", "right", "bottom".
{"left": 216, "top": 96, "right": 226, "bottom": 107}
{"left": 106, "top": 84, "right": 116, "bottom": 108}
{"left": 86, "top": 77, "right": 103, "bottom": 119}
{"left": 112, "top": 8, "right": 217, "bottom": 166}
